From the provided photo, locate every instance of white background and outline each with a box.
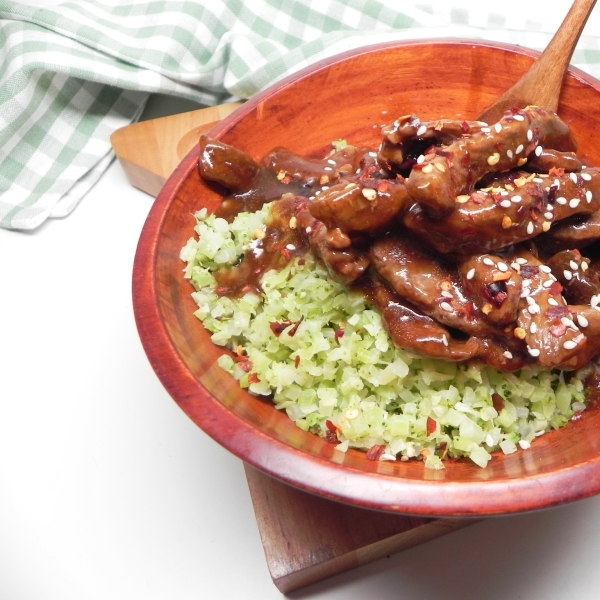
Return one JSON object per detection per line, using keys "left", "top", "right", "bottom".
{"left": 5, "top": 1, "right": 600, "bottom": 598}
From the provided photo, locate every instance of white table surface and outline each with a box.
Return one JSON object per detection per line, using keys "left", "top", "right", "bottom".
{"left": 5, "top": 2, "right": 600, "bottom": 598}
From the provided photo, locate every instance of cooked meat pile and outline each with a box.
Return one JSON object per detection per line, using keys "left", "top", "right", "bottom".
{"left": 197, "top": 106, "right": 600, "bottom": 372}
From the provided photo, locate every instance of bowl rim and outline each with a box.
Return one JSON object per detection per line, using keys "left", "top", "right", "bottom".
{"left": 133, "top": 38, "right": 600, "bottom": 517}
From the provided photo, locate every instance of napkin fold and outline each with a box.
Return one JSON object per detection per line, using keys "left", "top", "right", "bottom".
{"left": 2, "top": 0, "right": 600, "bottom": 230}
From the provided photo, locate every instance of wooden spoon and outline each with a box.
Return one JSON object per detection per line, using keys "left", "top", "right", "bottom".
{"left": 478, "top": 0, "right": 597, "bottom": 124}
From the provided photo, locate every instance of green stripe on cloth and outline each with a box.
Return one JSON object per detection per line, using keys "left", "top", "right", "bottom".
{"left": 2, "top": 0, "right": 600, "bottom": 229}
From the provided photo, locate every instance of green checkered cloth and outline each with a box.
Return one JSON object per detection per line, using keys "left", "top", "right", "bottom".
{"left": 2, "top": 0, "right": 600, "bottom": 230}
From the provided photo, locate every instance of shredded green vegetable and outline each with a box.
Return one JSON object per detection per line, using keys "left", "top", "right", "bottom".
{"left": 180, "top": 204, "right": 587, "bottom": 469}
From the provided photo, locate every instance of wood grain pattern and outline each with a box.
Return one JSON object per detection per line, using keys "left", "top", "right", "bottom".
{"left": 244, "top": 465, "right": 476, "bottom": 593}
{"left": 477, "top": 0, "right": 597, "bottom": 123}
{"left": 132, "top": 39, "right": 600, "bottom": 519}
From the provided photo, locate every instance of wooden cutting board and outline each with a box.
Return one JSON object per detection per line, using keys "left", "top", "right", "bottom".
{"left": 111, "top": 105, "right": 476, "bottom": 593}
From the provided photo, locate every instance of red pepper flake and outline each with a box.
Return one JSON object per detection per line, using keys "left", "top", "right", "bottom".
{"left": 325, "top": 420, "right": 338, "bottom": 433}
{"left": 287, "top": 316, "right": 304, "bottom": 337}
{"left": 549, "top": 322, "right": 567, "bottom": 337}
{"left": 294, "top": 355, "right": 300, "bottom": 368}
{"left": 426, "top": 416, "right": 437, "bottom": 436}
{"left": 465, "top": 301, "right": 475, "bottom": 322}
{"left": 325, "top": 431, "right": 339, "bottom": 444}
{"left": 471, "top": 192, "right": 487, "bottom": 205}
{"left": 215, "top": 286, "right": 231, "bottom": 296}
{"left": 235, "top": 358, "right": 253, "bottom": 373}
{"left": 298, "top": 258, "right": 306, "bottom": 266}
{"left": 334, "top": 329, "right": 345, "bottom": 344}
{"left": 377, "top": 181, "right": 389, "bottom": 194}
{"left": 281, "top": 248, "right": 291, "bottom": 260}
{"left": 549, "top": 166, "right": 565, "bottom": 177}
{"left": 492, "top": 393, "right": 504, "bottom": 412}
{"left": 573, "top": 248, "right": 581, "bottom": 256}
{"left": 520, "top": 265, "right": 539, "bottom": 279}
{"left": 546, "top": 305, "right": 570, "bottom": 319}
{"left": 248, "top": 373, "right": 260, "bottom": 384}
{"left": 366, "top": 444, "right": 386, "bottom": 461}
{"left": 550, "top": 281, "right": 564, "bottom": 295}
{"left": 461, "top": 120, "right": 470, "bottom": 132}
{"left": 270, "top": 321, "right": 291, "bottom": 336}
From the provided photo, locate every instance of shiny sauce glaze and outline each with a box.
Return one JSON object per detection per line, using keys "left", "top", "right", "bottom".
{"left": 197, "top": 106, "right": 600, "bottom": 375}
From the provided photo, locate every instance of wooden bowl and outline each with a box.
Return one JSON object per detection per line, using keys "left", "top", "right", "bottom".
{"left": 133, "top": 39, "right": 600, "bottom": 517}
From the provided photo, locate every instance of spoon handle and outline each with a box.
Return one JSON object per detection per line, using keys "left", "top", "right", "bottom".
{"left": 478, "top": 0, "right": 597, "bottom": 123}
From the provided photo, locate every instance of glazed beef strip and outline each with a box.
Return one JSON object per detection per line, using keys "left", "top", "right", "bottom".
{"left": 404, "top": 106, "right": 577, "bottom": 218}
{"left": 536, "top": 210, "right": 600, "bottom": 253}
{"left": 545, "top": 249, "right": 600, "bottom": 304}
{"left": 402, "top": 168, "right": 600, "bottom": 254}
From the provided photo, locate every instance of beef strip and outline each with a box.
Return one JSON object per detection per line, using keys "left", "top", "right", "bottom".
{"left": 402, "top": 168, "right": 600, "bottom": 254}
{"left": 404, "top": 106, "right": 577, "bottom": 218}
{"left": 546, "top": 249, "right": 600, "bottom": 304}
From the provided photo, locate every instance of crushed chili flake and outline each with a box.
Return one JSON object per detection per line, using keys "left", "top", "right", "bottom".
{"left": 269, "top": 320, "right": 291, "bottom": 336}
{"left": 287, "top": 316, "right": 304, "bottom": 337}
{"left": 546, "top": 305, "right": 570, "bottom": 319}
{"left": 334, "top": 329, "right": 345, "bottom": 344}
{"left": 461, "top": 120, "right": 470, "bottom": 132}
{"left": 294, "top": 355, "right": 300, "bottom": 368}
{"left": 548, "top": 166, "right": 565, "bottom": 177}
{"left": 281, "top": 248, "right": 291, "bottom": 260}
{"left": 549, "top": 322, "right": 567, "bottom": 337}
{"left": 520, "top": 265, "right": 539, "bottom": 279}
{"left": 235, "top": 358, "right": 253, "bottom": 372}
{"left": 426, "top": 416, "right": 437, "bottom": 436}
{"left": 215, "top": 286, "right": 232, "bottom": 296}
{"left": 366, "top": 444, "right": 386, "bottom": 461}
{"left": 492, "top": 393, "right": 504, "bottom": 412}
{"left": 248, "top": 373, "right": 260, "bottom": 384}
{"left": 550, "top": 281, "right": 564, "bottom": 295}
{"left": 325, "top": 431, "right": 339, "bottom": 444}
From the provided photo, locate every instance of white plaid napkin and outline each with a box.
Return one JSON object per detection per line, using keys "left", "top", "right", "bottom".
{"left": 2, "top": 0, "right": 600, "bottom": 230}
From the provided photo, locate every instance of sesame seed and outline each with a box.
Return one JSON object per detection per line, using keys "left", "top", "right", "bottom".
{"left": 516, "top": 258, "right": 528, "bottom": 265}
{"left": 570, "top": 172, "right": 578, "bottom": 184}
{"left": 362, "top": 188, "right": 377, "bottom": 201}
{"left": 543, "top": 280, "right": 553, "bottom": 288}
{"left": 416, "top": 125, "right": 427, "bottom": 136}
{"left": 421, "top": 164, "right": 433, "bottom": 173}
{"left": 563, "top": 340, "right": 578, "bottom": 350}
{"left": 535, "top": 145, "right": 543, "bottom": 156}
{"left": 582, "top": 261, "right": 589, "bottom": 272}
{"left": 577, "top": 314, "right": 589, "bottom": 328}
{"left": 570, "top": 198, "right": 580, "bottom": 208}
{"left": 528, "top": 346, "right": 540, "bottom": 357}
{"left": 592, "top": 295, "right": 600, "bottom": 307}
{"left": 526, "top": 296, "right": 536, "bottom": 306}
{"left": 487, "top": 153, "right": 500, "bottom": 166}
{"left": 327, "top": 159, "right": 336, "bottom": 165}
{"left": 544, "top": 212, "right": 554, "bottom": 220}
{"left": 513, "top": 114, "right": 525, "bottom": 121}
{"left": 582, "top": 172, "right": 592, "bottom": 181}
{"left": 520, "top": 288, "right": 531, "bottom": 298}
{"left": 507, "top": 149, "right": 514, "bottom": 159}
{"left": 523, "top": 278, "right": 532, "bottom": 287}
{"left": 564, "top": 270, "right": 573, "bottom": 281}
{"left": 570, "top": 260, "right": 579, "bottom": 271}
{"left": 586, "top": 190, "right": 593, "bottom": 203}
{"left": 539, "top": 265, "right": 552, "bottom": 274}
{"left": 286, "top": 244, "right": 296, "bottom": 250}
{"left": 494, "top": 123, "right": 502, "bottom": 133}
{"left": 440, "top": 302, "right": 453, "bottom": 312}
{"left": 323, "top": 166, "right": 333, "bottom": 171}
{"left": 527, "top": 129, "right": 533, "bottom": 141}
{"left": 483, "top": 257, "right": 495, "bottom": 266}
{"left": 530, "top": 322, "right": 538, "bottom": 333}
{"left": 500, "top": 200, "right": 512, "bottom": 208}
{"left": 557, "top": 197, "right": 567, "bottom": 205}
{"left": 322, "top": 185, "right": 330, "bottom": 190}
{"left": 527, "top": 221, "right": 534, "bottom": 235}
{"left": 417, "top": 155, "right": 425, "bottom": 164}
{"left": 548, "top": 298, "right": 559, "bottom": 306}
{"left": 498, "top": 262, "right": 508, "bottom": 272}
{"left": 546, "top": 204, "right": 554, "bottom": 211}
{"left": 516, "top": 144, "right": 524, "bottom": 154}
{"left": 503, "top": 351, "right": 513, "bottom": 359}
{"left": 519, "top": 440, "right": 531, "bottom": 450}
{"left": 466, "top": 268, "right": 475, "bottom": 280}
{"left": 442, "top": 334, "right": 449, "bottom": 346}
{"left": 441, "top": 290, "right": 453, "bottom": 298}
{"left": 481, "top": 127, "right": 491, "bottom": 133}
{"left": 528, "top": 303, "right": 540, "bottom": 314}
{"left": 305, "top": 226, "right": 312, "bottom": 234}
{"left": 512, "top": 195, "right": 522, "bottom": 203}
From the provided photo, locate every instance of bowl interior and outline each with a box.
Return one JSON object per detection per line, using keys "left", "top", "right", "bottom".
{"left": 134, "top": 40, "right": 600, "bottom": 516}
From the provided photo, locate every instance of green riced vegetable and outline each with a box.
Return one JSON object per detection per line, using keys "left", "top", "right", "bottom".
{"left": 180, "top": 204, "right": 587, "bottom": 469}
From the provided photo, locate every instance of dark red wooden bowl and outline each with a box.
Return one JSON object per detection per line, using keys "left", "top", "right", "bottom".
{"left": 133, "top": 40, "right": 600, "bottom": 517}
